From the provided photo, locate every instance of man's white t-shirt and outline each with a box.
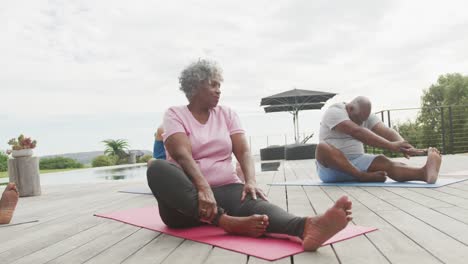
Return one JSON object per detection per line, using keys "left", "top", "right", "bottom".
{"left": 319, "top": 102, "right": 382, "bottom": 157}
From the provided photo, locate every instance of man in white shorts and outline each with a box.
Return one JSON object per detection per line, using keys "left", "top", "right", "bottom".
{"left": 316, "top": 96, "right": 442, "bottom": 183}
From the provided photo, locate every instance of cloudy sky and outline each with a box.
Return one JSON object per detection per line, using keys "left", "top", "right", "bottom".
{"left": 2, "top": 0, "right": 468, "bottom": 156}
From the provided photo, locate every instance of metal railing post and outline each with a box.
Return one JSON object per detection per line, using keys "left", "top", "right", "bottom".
{"left": 441, "top": 107, "right": 446, "bottom": 154}
{"left": 387, "top": 110, "right": 391, "bottom": 128}
{"left": 449, "top": 106, "right": 454, "bottom": 154}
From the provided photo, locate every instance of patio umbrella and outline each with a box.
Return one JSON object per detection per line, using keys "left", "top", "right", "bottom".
{"left": 260, "top": 89, "right": 337, "bottom": 143}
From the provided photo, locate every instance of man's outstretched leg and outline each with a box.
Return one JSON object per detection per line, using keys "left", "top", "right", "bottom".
{"left": 367, "top": 147, "right": 442, "bottom": 183}
{"left": 0, "top": 183, "right": 19, "bottom": 224}
{"left": 316, "top": 143, "right": 386, "bottom": 182}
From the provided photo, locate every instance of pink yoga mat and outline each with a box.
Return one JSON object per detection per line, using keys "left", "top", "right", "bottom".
{"left": 95, "top": 206, "right": 377, "bottom": 261}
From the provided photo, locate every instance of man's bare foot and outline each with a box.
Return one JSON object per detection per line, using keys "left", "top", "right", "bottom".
{"left": 218, "top": 214, "right": 269, "bottom": 237}
{"left": 302, "top": 195, "right": 352, "bottom": 251}
{"left": 358, "top": 171, "right": 387, "bottom": 182}
{"left": 424, "top": 147, "right": 442, "bottom": 184}
{"left": 0, "top": 183, "right": 19, "bottom": 224}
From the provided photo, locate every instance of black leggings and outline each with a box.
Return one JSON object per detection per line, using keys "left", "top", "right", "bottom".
{"left": 147, "top": 160, "right": 306, "bottom": 237}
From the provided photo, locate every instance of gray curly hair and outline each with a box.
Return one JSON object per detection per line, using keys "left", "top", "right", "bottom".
{"left": 179, "top": 59, "right": 224, "bottom": 100}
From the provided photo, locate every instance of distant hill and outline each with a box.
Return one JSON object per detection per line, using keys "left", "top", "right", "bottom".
{"left": 40, "top": 150, "right": 152, "bottom": 165}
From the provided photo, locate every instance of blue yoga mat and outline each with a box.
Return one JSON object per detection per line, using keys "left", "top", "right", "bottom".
{"left": 119, "top": 187, "right": 152, "bottom": 195}
{"left": 269, "top": 178, "right": 468, "bottom": 188}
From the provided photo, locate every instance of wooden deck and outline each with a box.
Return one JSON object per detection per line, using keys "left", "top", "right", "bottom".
{"left": 1, "top": 155, "right": 468, "bottom": 264}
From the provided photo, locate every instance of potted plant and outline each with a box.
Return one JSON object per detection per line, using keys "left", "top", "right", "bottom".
{"left": 6, "top": 134, "right": 37, "bottom": 158}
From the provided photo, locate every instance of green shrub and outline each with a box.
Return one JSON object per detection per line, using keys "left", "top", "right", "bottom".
{"left": 92, "top": 155, "right": 116, "bottom": 167}
{"left": 138, "top": 154, "right": 153, "bottom": 163}
{"left": 0, "top": 152, "right": 8, "bottom": 172}
{"left": 40, "top": 156, "right": 84, "bottom": 170}
{"left": 116, "top": 157, "right": 129, "bottom": 165}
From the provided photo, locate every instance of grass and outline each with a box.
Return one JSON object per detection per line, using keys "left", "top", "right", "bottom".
{"left": 0, "top": 167, "right": 89, "bottom": 179}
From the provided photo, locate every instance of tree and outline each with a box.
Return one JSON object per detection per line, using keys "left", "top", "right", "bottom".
{"left": 394, "top": 121, "right": 424, "bottom": 149}
{"left": 102, "top": 139, "right": 130, "bottom": 160}
{"left": 0, "top": 151, "right": 8, "bottom": 172}
{"left": 397, "top": 73, "right": 468, "bottom": 153}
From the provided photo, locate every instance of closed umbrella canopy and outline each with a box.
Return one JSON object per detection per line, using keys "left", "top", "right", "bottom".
{"left": 260, "top": 89, "right": 336, "bottom": 143}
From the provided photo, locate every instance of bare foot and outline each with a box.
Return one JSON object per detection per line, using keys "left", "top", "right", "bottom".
{"left": 424, "top": 147, "right": 442, "bottom": 184}
{"left": 0, "top": 183, "right": 19, "bottom": 225}
{"left": 302, "top": 195, "right": 352, "bottom": 251}
{"left": 358, "top": 171, "right": 387, "bottom": 182}
{"left": 218, "top": 214, "right": 269, "bottom": 237}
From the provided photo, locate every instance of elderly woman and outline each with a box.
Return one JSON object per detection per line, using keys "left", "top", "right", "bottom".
{"left": 147, "top": 59, "right": 353, "bottom": 251}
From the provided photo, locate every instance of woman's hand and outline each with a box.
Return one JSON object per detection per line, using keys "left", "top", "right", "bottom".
{"left": 197, "top": 185, "right": 218, "bottom": 223}
{"left": 241, "top": 182, "right": 268, "bottom": 202}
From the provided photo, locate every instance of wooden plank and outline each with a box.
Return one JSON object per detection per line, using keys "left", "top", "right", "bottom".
{"left": 85, "top": 228, "right": 160, "bottom": 264}
{"left": 160, "top": 240, "right": 212, "bottom": 264}
{"left": 435, "top": 186, "right": 468, "bottom": 199}
{"left": 378, "top": 210, "right": 467, "bottom": 263}
{"left": 372, "top": 196, "right": 468, "bottom": 245}
{"left": 0, "top": 191, "right": 149, "bottom": 249}
{"left": 0, "top": 215, "right": 108, "bottom": 262}
{"left": 203, "top": 247, "right": 247, "bottom": 264}
{"left": 267, "top": 169, "right": 287, "bottom": 211}
{"left": 1, "top": 185, "right": 152, "bottom": 263}
{"left": 248, "top": 256, "right": 290, "bottom": 264}
{"left": 410, "top": 188, "right": 468, "bottom": 210}
{"left": 334, "top": 187, "right": 443, "bottom": 263}
{"left": 121, "top": 234, "right": 184, "bottom": 264}
{"left": 382, "top": 187, "right": 453, "bottom": 208}
{"left": 11, "top": 222, "right": 129, "bottom": 264}
{"left": 340, "top": 186, "right": 467, "bottom": 263}
{"left": 47, "top": 223, "right": 139, "bottom": 264}
{"left": 449, "top": 182, "right": 468, "bottom": 191}
{"left": 3, "top": 182, "right": 146, "bottom": 235}
{"left": 339, "top": 187, "right": 397, "bottom": 212}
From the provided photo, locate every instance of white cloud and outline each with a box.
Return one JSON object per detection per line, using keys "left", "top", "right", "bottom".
{"left": 1, "top": 0, "right": 468, "bottom": 155}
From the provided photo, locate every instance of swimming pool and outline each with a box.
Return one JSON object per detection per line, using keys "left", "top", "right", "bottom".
{"left": 38, "top": 161, "right": 274, "bottom": 185}
{"left": 39, "top": 164, "right": 148, "bottom": 185}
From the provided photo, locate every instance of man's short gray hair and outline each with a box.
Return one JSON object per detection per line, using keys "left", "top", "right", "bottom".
{"left": 178, "top": 59, "right": 224, "bottom": 100}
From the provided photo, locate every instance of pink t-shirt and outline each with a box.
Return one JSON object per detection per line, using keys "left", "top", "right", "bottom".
{"left": 162, "top": 105, "right": 245, "bottom": 187}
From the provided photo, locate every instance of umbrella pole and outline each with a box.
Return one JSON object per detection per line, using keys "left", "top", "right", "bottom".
{"left": 293, "top": 110, "right": 300, "bottom": 144}
{"left": 292, "top": 114, "right": 297, "bottom": 143}
{"left": 296, "top": 110, "right": 300, "bottom": 143}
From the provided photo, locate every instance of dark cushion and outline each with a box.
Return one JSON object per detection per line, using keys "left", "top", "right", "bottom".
{"left": 261, "top": 161, "right": 281, "bottom": 171}
{"left": 260, "top": 145, "right": 285, "bottom": 160}
{"left": 284, "top": 144, "right": 317, "bottom": 160}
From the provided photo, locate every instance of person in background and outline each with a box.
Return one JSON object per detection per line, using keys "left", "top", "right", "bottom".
{"left": 147, "top": 125, "right": 166, "bottom": 167}
{"left": 315, "top": 96, "right": 442, "bottom": 183}
{"left": 153, "top": 125, "right": 166, "bottom": 160}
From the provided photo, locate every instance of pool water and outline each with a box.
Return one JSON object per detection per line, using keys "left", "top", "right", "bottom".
{"left": 39, "top": 165, "right": 148, "bottom": 185}
{"left": 38, "top": 162, "right": 272, "bottom": 185}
